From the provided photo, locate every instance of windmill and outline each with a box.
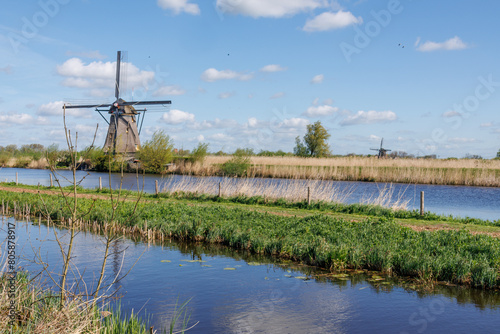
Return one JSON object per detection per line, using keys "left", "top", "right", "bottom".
{"left": 63, "top": 51, "right": 171, "bottom": 156}
{"left": 370, "top": 138, "right": 391, "bottom": 158}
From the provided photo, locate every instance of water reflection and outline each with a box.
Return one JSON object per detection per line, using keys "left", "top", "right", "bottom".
{"left": 2, "top": 217, "right": 500, "bottom": 333}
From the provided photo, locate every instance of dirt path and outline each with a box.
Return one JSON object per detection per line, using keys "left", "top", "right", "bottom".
{"left": 1, "top": 185, "right": 499, "bottom": 238}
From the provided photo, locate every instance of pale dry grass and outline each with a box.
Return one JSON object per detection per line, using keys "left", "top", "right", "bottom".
{"left": 192, "top": 156, "right": 500, "bottom": 186}
{"left": 3, "top": 157, "right": 49, "bottom": 169}
{"left": 161, "top": 177, "right": 409, "bottom": 210}
{"left": 0, "top": 273, "right": 101, "bottom": 333}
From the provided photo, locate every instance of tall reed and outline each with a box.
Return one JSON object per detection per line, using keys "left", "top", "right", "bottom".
{"left": 169, "top": 156, "right": 500, "bottom": 187}
{"left": 160, "top": 177, "right": 408, "bottom": 210}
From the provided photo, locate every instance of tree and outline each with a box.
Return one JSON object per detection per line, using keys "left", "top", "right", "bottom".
{"left": 137, "top": 130, "right": 174, "bottom": 173}
{"left": 294, "top": 121, "right": 331, "bottom": 157}
{"left": 293, "top": 136, "right": 308, "bottom": 157}
{"left": 496, "top": 149, "right": 500, "bottom": 159}
{"left": 189, "top": 142, "right": 209, "bottom": 164}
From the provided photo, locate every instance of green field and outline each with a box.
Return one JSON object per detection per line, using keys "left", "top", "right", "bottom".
{"left": 1, "top": 184, "right": 499, "bottom": 289}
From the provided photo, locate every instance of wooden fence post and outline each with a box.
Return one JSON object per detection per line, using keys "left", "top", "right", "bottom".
{"left": 99, "top": 177, "right": 102, "bottom": 191}
{"left": 155, "top": 180, "right": 159, "bottom": 195}
{"left": 420, "top": 191, "right": 424, "bottom": 216}
{"left": 307, "top": 186, "right": 311, "bottom": 205}
{"left": 50, "top": 174, "right": 53, "bottom": 187}
{"left": 218, "top": 182, "right": 221, "bottom": 197}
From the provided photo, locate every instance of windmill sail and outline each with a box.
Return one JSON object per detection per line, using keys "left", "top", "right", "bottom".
{"left": 62, "top": 51, "right": 171, "bottom": 155}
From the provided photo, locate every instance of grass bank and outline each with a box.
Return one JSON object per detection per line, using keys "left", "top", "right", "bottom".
{"left": 1, "top": 187, "right": 499, "bottom": 289}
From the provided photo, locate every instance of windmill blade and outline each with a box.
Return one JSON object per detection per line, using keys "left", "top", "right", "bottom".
{"left": 115, "top": 51, "right": 122, "bottom": 100}
{"left": 121, "top": 100, "right": 172, "bottom": 106}
{"left": 380, "top": 138, "right": 384, "bottom": 149}
{"left": 64, "top": 103, "right": 113, "bottom": 109}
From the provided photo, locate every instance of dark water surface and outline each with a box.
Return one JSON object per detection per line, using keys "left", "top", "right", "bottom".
{"left": 2, "top": 217, "right": 500, "bottom": 334}
{"left": 1, "top": 167, "right": 499, "bottom": 220}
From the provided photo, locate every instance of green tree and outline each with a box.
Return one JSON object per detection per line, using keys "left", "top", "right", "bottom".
{"left": 45, "top": 144, "right": 60, "bottom": 168}
{"left": 137, "top": 130, "right": 174, "bottom": 173}
{"left": 294, "top": 121, "right": 331, "bottom": 157}
{"left": 496, "top": 149, "right": 500, "bottom": 159}
{"left": 189, "top": 142, "right": 209, "bottom": 164}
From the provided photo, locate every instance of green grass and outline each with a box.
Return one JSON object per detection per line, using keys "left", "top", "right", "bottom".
{"left": 2, "top": 182, "right": 497, "bottom": 228}
{"left": 1, "top": 188, "right": 499, "bottom": 288}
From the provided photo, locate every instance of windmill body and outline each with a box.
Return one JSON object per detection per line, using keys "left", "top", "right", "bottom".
{"left": 63, "top": 51, "right": 171, "bottom": 156}
{"left": 370, "top": 138, "right": 391, "bottom": 158}
{"left": 103, "top": 101, "right": 140, "bottom": 154}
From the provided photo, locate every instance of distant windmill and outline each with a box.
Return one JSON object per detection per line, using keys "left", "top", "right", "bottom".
{"left": 63, "top": 51, "right": 171, "bottom": 156}
{"left": 370, "top": 138, "right": 391, "bottom": 158}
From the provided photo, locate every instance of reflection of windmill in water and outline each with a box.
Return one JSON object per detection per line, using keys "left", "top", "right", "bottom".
{"left": 63, "top": 51, "right": 171, "bottom": 156}
{"left": 370, "top": 138, "right": 391, "bottom": 158}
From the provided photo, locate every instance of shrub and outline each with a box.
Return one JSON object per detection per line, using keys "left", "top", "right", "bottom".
{"left": 221, "top": 149, "right": 251, "bottom": 177}
{"left": 137, "top": 130, "right": 174, "bottom": 174}
{"left": 15, "top": 156, "right": 31, "bottom": 168}
{"left": 0, "top": 153, "right": 10, "bottom": 166}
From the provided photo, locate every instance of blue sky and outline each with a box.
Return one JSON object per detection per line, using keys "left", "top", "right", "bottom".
{"left": 0, "top": 0, "right": 499, "bottom": 157}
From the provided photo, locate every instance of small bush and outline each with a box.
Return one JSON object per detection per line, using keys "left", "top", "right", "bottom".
{"left": 221, "top": 149, "right": 251, "bottom": 177}
{"left": 15, "top": 157, "right": 31, "bottom": 168}
{"left": 0, "top": 153, "right": 10, "bottom": 166}
{"left": 137, "top": 130, "right": 174, "bottom": 174}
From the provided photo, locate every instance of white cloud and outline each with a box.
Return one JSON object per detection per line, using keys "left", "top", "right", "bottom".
{"left": 270, "top": 92, "right": 286, "bottom": 99}
{"left": 189, "top": 118, "right": 239, "bottom": 130}
{"left": 303, "top": 105, "right": 339, "bottom": 117}
{"left": 0, "top": 113, "right": 33, "bottom": 124}
{"left": 247, "top": 117, "right": 258, "bottom": 127}
{"left": 416, "top": 36, "right": 469, "bottom": 52}
{"left": 38, "top": 101, "right": 93, "bottom": 118}
{"left": 442, "top": 110, "right": 461, "bottom": 118}
{"left": 209, "top": 133, "right": 233, "bottom": 141}
{"left": 0, "top": 113, "right": 48, "bottom": 125}
{"left": 280, "top": 117, "right": 309, "bottom": 128}
{"left": 480, "top": 122, "right": 493, "bottom": 128}
{"left": 303, "top": 11, "right": 362, "bottom": 32}
{"left": 153, "top": 85, "right": 186, "bottom": 96}
{"left": 201, "top": 68, "right": 253, "bottom": 82}
{"left": 196, "top": 134, "right": 205, "bottom": 141}
{"left": 311, "top": 74, "right": 324, "bottom": 84}
{"left": 161, "top": 109, "right": 195, "bottom": 124}
{"left": 216, "top": 0, "right": 326, "bottom": 18}
{"left": 157, "top": 0, "right": 200, "bottom": 15}
{"left": 57, "top": 58, "right": 155, "bottom": 94}
{"left": 340, "top": 110, "right": 397, "bottom": 126}
{"left": 260, "top": 64, "right": 287, "bottom": 72}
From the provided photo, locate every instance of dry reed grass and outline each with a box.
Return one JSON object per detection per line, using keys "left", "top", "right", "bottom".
{"left": 0, "top": 268, "right": 101, "bottom": 333}
{"left": 3, "top": 157, "right": 49, "bottom": 169}
{"left": 171, "top": 156, "right": 500, "bottom": 187}
{"left": 161, "top": 177, "right": 409, "bottom": 210}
